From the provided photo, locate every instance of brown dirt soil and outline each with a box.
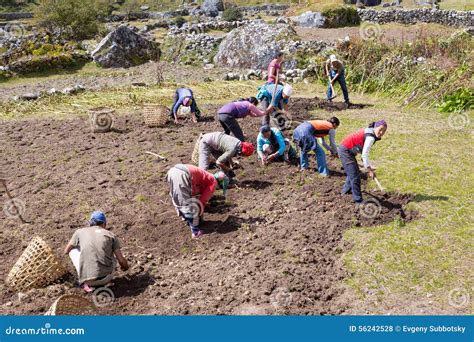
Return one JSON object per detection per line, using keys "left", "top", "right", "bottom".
{"left": 0, "top": 97, "right": 417, "bottom": 315}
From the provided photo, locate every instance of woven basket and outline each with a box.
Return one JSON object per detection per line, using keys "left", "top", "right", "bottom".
{"left": 45, "top": 294, "right": 96, "bottom": 316}
{"left": 6, "top": 236, "right": 68, "bottom": 292}
{"left": 191, "top": 133, "right": 203, "bottom": 164}
{"left": 89, "top": 107, "right": 115, "bottom": 133}
{"left": 143, "top": 104, "right": 169, "bottom": 127}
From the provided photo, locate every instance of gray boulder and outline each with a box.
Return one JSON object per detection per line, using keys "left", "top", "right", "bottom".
{"left": 201, "top": 0, "right": 224, "bottom": 17}
{"left": 214, "top": 22, "right": 297, "bottom": 69}
{"left": 290, "top": 11, "right": 326, "bottom": 28}
{"left": 92, "top": 25, "right": 160, "bottom": 68}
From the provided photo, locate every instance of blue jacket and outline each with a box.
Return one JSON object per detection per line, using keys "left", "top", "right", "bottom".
{"left": 257, "top": 127, "right": 286, "bottom": 156}
{"left": 293, "top": 122, "right": 317, "bottom": 153}
{"left": 256, "top": 84, "right": 288, "bottom": 108}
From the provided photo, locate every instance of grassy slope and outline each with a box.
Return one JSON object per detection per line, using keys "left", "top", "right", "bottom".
{"left": 0, "top": 77, "right": 472, "bottom": 313}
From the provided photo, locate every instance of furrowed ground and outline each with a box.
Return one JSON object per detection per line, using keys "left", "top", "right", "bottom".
{"left": 0, "top": 63, "right": 472, "bottom": 315}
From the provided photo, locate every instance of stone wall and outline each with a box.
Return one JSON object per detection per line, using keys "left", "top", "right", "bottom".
{"left": 168, "top": 19, "right": 250, "bottom": 35}
{"left": 357, "top": 8, "right": 474, "bottom": 27}
{"left": 0, "top": 12, "right": 33, "bottom": 21}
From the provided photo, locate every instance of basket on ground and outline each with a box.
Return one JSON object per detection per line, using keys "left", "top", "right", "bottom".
{"left": 191, "top": 133, "right": 203, "bottom": 164}
{"left": 89, "top": 107, "right": 115, "bottom": 133}
{"left": 45, "top": 294, "right": 96, "bottom": 316}
{"left": 6, "top": 236, "right": 68, "bottom": 292}
{"left": 143, "top": 104, "right": 169, "bottom": 127}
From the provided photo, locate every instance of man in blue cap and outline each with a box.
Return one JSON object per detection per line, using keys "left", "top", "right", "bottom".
{"left": 64, "top": 211, "right": 129, "bottom": 293}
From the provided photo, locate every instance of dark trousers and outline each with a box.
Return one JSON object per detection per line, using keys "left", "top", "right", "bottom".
{"left": 218, "top": 113, "right": 245, "bottom": 142}
{"left": 338, "top": 145, "right": 362, "bottom": 203}
{"left": 260, "top": 97, "right": 283, "bottom": 126}
{"left": 328, "top": 70, "right": 350, "bottom": 103}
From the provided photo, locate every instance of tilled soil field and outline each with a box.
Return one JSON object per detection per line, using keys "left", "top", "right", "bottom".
{"left": 0, "top": 97, "right": 416, "bottom": 315}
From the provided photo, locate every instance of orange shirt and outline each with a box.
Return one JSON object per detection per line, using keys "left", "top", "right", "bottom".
{"left": 308, "top": 120, "right": 333, "bottom": 137}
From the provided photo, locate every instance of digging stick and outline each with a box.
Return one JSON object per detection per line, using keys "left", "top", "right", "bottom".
{"left": 374, "top": 177, "right": 385, "bottom": 192}
{"left": 270, "top": 69, "right": 280, "bottom": 109}
{"left": 145, "top": 151, "right": 166, "bottom": 160}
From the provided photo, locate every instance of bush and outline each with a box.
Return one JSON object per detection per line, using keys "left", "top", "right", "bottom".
{"left": 174, "top": 16, "right": 186, "bottom": 28}
{"left": 322, "top": 6, "right": 360, "bottom": 28}
{"left": 438, "top": 88, "right": 474, "bottom": 113}
{"left": 34, "top": 0, "right": 112, "bottom": 40}
{"left": 8, "top": 52, "right": 90, "bottom": 74}
{"left": 222, "top": 7, "right": 243, "bottom": 22}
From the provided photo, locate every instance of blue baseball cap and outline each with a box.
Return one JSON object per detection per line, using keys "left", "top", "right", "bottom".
{"left": 90, "top": 211, "right": 106, "bottom": 226}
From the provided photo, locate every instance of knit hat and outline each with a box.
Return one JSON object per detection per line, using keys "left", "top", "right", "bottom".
{"left": 260, "top": 125, "right": 271, "bottom": 134}
{"left": 90, "top": 211, "right": 106, "bottom": 226}
{"left": 240, "top": 142, "right": 255, "bottom": 157}
{"left": 183, "top": 97, "right": 192, "bottom": 106}
{"left": 282, "top": 84, "right": 293, "bottom": 97}
{"left": 374, "top": 120, "right": 387, "bottom": 128}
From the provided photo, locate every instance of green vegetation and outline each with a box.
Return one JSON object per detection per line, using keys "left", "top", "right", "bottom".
{"left": 34, "top": 0, "right": 112, "bottom": 39}
{"left": 438, "top": 88, "right": 474, "bottom": 113}
{"left": 222, "top": 7, "right": 243, "bottom": 22}
{"left": 334, "top": 30, "right": 473, "bottom": 108}
{"left": 322, "top": 6, "right": 360, "bottom": 28}
{"left": 173, "top": 16, "right": 186, "bottom": 28}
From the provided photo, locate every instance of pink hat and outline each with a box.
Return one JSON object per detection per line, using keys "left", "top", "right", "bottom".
{"left": 183, "top": 97, "right": 192, "bottom": 106}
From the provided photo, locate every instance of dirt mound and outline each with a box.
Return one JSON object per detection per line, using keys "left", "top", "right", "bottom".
{"left": 0, "top": 98, "right": 415, "bottom": 315}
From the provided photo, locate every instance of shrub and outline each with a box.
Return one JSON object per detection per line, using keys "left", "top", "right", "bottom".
{"left": 174, "top": 16, "right": 186, "bottom": 28}
{"left": 322, "top": 6, "right": 360, "bottom": 28}
{"left": 222, "top": 7, "right": 243, "bottom": 22}
{"left": 34, "top": 0, "right": 112, "bottom": 40}
{"left": 438, "top": 88, "right": 474, "bottom": 113}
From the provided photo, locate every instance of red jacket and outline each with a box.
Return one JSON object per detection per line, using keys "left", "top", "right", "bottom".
{"left": 341, "top": 128, "right": 379, "bottom": 154}
{"left": 186, "top": 164, "right": 217, "bottom": 207}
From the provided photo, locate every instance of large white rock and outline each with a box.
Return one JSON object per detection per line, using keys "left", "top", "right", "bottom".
{"left": 92, "top": 25, "right": 161, "bottom": 68}
{"left": 213, "top": 22, "right": 297, "bottom": 69}
{"left": 290, "top": 11, "right": 326, "bottom": 28}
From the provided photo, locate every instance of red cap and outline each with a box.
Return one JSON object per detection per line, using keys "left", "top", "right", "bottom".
{"left": 240, "top": 142, "right": 255, "bottom": 157}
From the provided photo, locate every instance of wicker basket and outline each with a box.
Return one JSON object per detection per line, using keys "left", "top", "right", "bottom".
{"left": 89, "top": 107, "right": 115, "bottom": 133}
{"left": 191, "top": 133, "right": 203, "bottom": 164}
{"left": 45, "top": 294, "right": 96, "bottom": 316}
{"left": 6, "top": 236, "right": 68, "bottom": 292}
{"left": 143, "top": 104, "right": 169, "bottom": 127}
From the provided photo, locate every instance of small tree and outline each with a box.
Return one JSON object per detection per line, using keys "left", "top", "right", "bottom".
{"left": 34, "top": 0, "right": 112, "bottom": 40}
{"left": 222, "top": 7, "right": 243, "bottom": 22}
{"left": 174, "top": 16, "right": 186, "bottom": 28}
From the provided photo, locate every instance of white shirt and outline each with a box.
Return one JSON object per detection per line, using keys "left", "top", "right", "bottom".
{"left": 361, "top": 135, "right": 376, "bottom": 169}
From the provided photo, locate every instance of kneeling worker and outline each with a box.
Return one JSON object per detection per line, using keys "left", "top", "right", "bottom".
{"left": 64, "top": 211, "right": 129, "bottom": 293}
